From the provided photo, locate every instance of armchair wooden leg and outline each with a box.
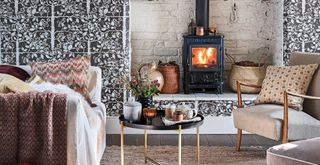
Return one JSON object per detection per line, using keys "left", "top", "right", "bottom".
{"left": 236, "top": 129, "right": 242, "bottom": 151}
{"left": 282, "top": 91, "right": 289, "bottom": 144}
{"left": 282, "top": 137, "right": 288, "bottom": 144}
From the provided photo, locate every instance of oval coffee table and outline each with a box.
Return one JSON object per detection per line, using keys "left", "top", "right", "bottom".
{"left": 119, "top": 111, "right": 204, "bottom": 165}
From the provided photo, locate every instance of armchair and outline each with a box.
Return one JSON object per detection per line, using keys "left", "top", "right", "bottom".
{"left": 233, "top": 52, "right": 320, "bottom": 151}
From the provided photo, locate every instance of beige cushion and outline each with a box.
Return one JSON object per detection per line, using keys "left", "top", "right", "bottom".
{"left": 233, "top": 104, "right": 320, "bottom": 141}
{"left": 267, "top": 137, "right": 320, "bottom": 165}
{"left": 26, "top": 74, "right": 44, "bottom": 84}
{"left": 255, "top": 64, "right": 318, "bottom": 110}
{"left": 0, "top": 73, "right": 32, "bottom": 93}
{"left": 289, "top": 52, "right": 320, "bottom": 120}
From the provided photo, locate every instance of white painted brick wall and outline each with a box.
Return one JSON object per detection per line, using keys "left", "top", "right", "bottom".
{"left": 131, "top": 0, "right": 283, "bottom": 72}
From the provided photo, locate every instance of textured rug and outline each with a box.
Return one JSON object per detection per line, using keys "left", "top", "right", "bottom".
{"left": 100, "top": 146, "right": 267, "bottom": 165}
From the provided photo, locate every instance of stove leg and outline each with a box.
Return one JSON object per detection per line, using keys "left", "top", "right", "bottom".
{"left": 184, "top": 87, "right": 190, "bottom": 94}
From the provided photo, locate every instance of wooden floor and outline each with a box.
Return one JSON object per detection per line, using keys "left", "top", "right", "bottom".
{"left": 106, "top": 134, "right": 279, "bottom": 147}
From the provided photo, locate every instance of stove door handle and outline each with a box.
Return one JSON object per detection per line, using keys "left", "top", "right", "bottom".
{"left": 186, "top": 58, "right": 190, "bottom": 66}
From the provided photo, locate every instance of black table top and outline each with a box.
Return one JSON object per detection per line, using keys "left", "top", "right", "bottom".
{"left": 119, "top": 111, "right": 204, "bottom": 130}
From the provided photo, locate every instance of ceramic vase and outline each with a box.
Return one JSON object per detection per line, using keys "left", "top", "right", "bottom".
{"left": 137, "top": 96, "right": 153, "bottom": 124}
{"left": 137, "top": 96, "right": 153, "bottom": 108}
{"left": 139, "top": 62, "right": 164, "bottom": 91}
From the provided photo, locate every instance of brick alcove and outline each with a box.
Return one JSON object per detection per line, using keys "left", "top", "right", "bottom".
{"left": 129, "top": 0, "right": 284, "bottom": 117}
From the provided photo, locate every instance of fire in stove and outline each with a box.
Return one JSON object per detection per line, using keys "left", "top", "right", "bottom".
{"left": 192, "top": 47, "right": 217, "bottom": 68}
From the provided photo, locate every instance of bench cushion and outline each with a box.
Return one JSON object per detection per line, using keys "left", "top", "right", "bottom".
{"left": 233, "top": 104, "right": 320, "bottom": 141}
{"left": 267, "top": 137, "right": 320, "bottom": 165}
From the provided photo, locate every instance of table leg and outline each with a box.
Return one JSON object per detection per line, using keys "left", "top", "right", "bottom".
{"left": 120, "top": 122, "right": 124, "bottom": 165}
{"left": 178, "top": 125, "right": 182, "bottom": 165}
{"left": 144, "top": 129, "right": 147, "bottom": 163}
{"left": 197, "top": 126, "right": 200, "bottom": 165}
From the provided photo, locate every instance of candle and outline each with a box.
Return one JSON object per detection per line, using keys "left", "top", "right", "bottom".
{"left": 143, "top": 108, "right": 157, "bottom": 118}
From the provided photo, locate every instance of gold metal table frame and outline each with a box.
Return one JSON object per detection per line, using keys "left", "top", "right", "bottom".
{"left": 120, "top": 122, "right": 201, "bottom": 165}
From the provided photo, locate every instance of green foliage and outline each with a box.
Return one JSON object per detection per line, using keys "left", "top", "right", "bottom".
{"left": 124, "top": 73, "right": 160, "bottom": 98}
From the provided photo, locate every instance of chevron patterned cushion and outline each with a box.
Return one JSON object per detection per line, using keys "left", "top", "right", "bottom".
{"left": 30, "top": 56, "right": 93, "bottom": 105}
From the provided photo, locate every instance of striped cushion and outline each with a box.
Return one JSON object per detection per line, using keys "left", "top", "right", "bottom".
{"left": 30, "top": 56, "right": 93, "bottom": 105}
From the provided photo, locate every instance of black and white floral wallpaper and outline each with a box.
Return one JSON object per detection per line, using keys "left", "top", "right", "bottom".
{"left": 284, "top": 0, "right": 320, "bottom": 64}
{"left": 0, "top": 0, "right": 130, "bottom": 116}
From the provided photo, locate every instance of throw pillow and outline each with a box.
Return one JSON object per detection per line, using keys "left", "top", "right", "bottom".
{"left": 255, "top": 64, "right": 318, "bottom": 110}
{"left": 0, "top": 73, "right": 32, "bottom": 93}
{"left": 0, "top": 65, "right": 31, "bottom": 81}
{"left": 30, "top": 56, "right": 94, "bottom": 106}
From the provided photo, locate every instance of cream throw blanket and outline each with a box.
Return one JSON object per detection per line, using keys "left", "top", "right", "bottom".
{"left": 31, "top": 82, "right": 106, "bottom": 165}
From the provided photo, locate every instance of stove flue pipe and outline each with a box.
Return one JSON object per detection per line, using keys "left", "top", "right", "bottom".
{"left": 196, "top": 0, "right": 209, "bottom": 35}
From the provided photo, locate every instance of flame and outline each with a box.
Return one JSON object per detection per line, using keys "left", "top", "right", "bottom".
{"left": 192, "top": 48, "right": 217, "bottom": 68}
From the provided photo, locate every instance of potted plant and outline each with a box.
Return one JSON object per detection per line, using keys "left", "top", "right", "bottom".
{"left": 124, "top": 73, "right": 160, "bottom": 108}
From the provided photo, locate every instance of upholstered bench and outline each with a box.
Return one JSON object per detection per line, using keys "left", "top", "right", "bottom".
{"left": 267, "top": 137, "right": 320, "bottom": 165}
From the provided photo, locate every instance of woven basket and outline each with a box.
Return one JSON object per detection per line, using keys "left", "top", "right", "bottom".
{"left": 229, "top": 64, "right": 266, "bottom": 93}
{"left": 158, "top": 65, "right": 180, "bottom": 94}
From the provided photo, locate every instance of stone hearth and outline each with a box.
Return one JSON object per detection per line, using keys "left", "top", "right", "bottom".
{"left": 153, "top": 92, "right": 256, "bottom": 117}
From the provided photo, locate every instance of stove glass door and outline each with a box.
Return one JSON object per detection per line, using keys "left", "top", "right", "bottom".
{"left": 191, "top": 47, "right": 217, "bottom": 69}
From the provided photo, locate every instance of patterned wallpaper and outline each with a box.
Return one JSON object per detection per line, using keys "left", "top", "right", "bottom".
{"left": 284, "top": 0, "right": 320, "bottom": 64}
{"left": 0, "top": 0, "right": 130, "bottom": 116}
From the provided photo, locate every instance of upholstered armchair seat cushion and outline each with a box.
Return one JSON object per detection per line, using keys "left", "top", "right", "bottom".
{"left": 233, "top": 104, "right": 320, "bottom": 141}
{"left": 267, "top": 137, "right": 320, "bottom": 165}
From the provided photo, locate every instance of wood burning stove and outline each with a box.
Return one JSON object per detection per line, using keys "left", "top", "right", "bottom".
{"left": 183, "top": 0, "right": 224, "bottom": 94}
{"left": 183, "top": 35, "right": 224, "bottom": 94}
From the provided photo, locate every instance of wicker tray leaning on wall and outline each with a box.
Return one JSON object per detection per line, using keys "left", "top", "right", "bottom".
{"left": 158, "top": 61, "right": 180, "bottom": 94}
{"left": 229, "top": 61, "right": 266, "bottom": 94}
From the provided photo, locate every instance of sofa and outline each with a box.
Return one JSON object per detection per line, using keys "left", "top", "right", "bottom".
{"left": 18, "top": 65, "right": 106, "bottom": 165}
{"left": 267, "top": 137, "right": 320, "bottom": 165}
